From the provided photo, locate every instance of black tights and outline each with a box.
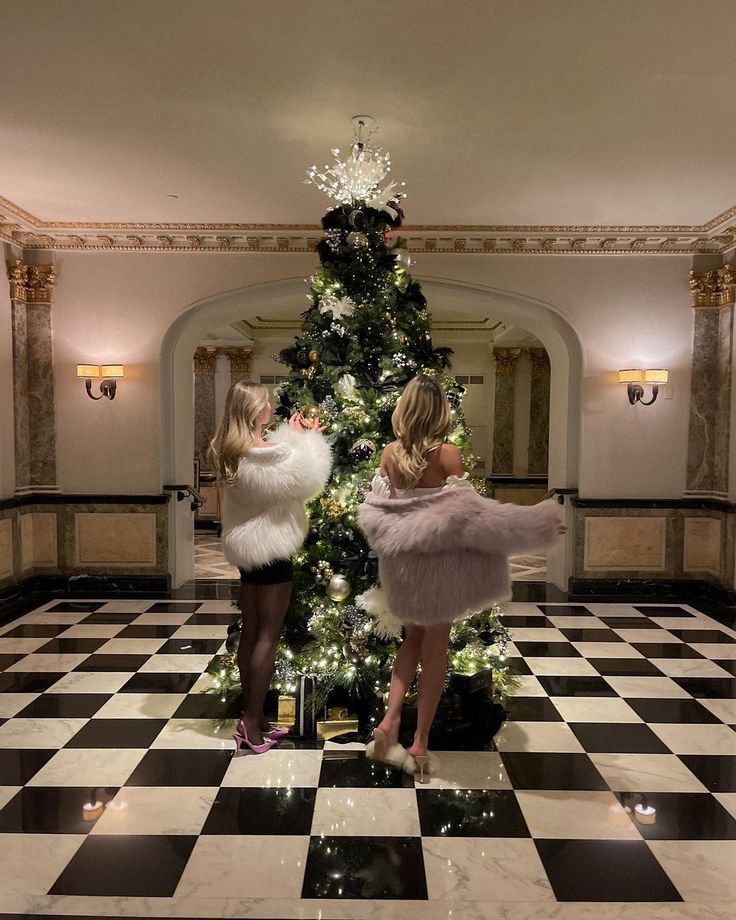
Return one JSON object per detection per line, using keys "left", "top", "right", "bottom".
{"left": 237, "top": 580, "right": 292, "bottom": 745}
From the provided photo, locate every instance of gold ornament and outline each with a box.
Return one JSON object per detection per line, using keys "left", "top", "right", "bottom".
{"left": 309, "top": 349, "right": 319, "bottom": 363}
{"left": 320, "top": 497, "right": 343, "bottom": 519}
{"left": 327, "top": 573, "right": 352, "bottom": 603}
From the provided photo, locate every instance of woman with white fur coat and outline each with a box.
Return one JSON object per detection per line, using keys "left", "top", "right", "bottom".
{"left": 210, "top": 381, "right": 332, "bottom": 754}
{"left": 359, "top": 374, "right": 564, "bottom": 781}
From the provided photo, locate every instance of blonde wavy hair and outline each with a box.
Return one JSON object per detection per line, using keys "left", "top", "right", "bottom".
{"left": 391, "top": 374, "right": 452, "bottom": 488}
{"left": 209, "top": 381, "right": 270, "bottom": 483}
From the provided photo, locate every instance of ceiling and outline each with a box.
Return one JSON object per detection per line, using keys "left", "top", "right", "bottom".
{"left": 1, "top": 0, "right": 735, "bottom": 230}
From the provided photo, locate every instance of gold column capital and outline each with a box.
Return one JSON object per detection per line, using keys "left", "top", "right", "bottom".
{"left": 193, "top": 346, "right": 218, "bottom": 373}
{"left": 7, "top": 260, "right": 56, "bottom": 304}
{"left": 223, "top": 346, "right": 254, "bottom": 375}
{"left": 528, "top": 347, "right": 550, "bottom": 370}
{"left": 493, "top": 347, "right": 522, "bottom": 377}
{"left": 690, "top": 265, "right": 735, "bottom": 309}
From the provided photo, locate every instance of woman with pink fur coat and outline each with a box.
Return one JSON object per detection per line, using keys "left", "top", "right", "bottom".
{"left": 358, "top": 373, "right": 564, "bottom": 781}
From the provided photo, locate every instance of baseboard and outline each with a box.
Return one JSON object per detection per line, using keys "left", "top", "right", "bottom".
{"left": 568, "top": 577, "right": 736, "bottom": 607}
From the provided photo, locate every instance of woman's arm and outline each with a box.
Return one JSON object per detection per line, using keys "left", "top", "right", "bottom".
{"left": 440, "top": 443, "right": 465, "bottom": 478}
{"left": 379, "top": 442, "right": 394, "bottom": 478}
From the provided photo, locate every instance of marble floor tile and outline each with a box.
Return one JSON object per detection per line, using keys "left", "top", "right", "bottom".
{"left": 500, "top": 753, "right": 607, "bottom": 791}
{"left": 651, "top": 723, "right": 736, "bottom": 755}
{"left": 65, "top": 718, "right": 167, "bottom": 748}
{"left": 537, "top": 676, "right": 617, "bottom": 697}
{"left": 93, "top": 691, "right": 186, "bottom": 719}
{"left": 508, "top": 627, "right": 567, "bottom": 642}
{"left": 699, "top": 697, "right": 736, "bottom": 723}
{"left": 0, "top": 637, "right": 51, "bottom": 654}
{"left": 590, "top": 657, "right": 663, "bottom": 676}
{"left": 506, "top": 675, "right": 548, "bottom": 697}
{"left": 158, "top": 638, "right": 225, "bottom": 656}
{"left": 494, "top": 721, "right": 585, "bottom": 753}
{"left": 319, "top": 751, "right": 414, "bottom": 788}
{"left": 96, "top": 638, "right": 167, "bottom": 655}
{"left": 651, "top": 658, "right": 733, "bottom": 678}
{"left": 632, "top": 643, "right": 704, "bottom": 659}
{"left": 7, "top": 653, "right": 91, "bottom": 673}
{"left": 545, "top": 616, "right": 605, "bottom": 629}
{"left": 671, "top": 676, "right": 736, "bottom": 699}
{"left": 416, "top": 750, "right": 512, "bottom": 788}
{"left": 172, "top": 624, "right": 229, "bottom": 639}
{"left": 550, "top": 696, "right": 643, "bottom": 723}
{"left": 692, "top": 644, "right": 736, "bottom": 660}
{"left": 0, "top": 833, "right": 85, "bottom": 894}
{"left": 504, "top": 697, "right": 564, "bottom": 721}
{"left": 648, "top": 840, "right": 736, "bottom": 902}
{"left": 21, "top": 612, "right": 87, "bottom": 625}
{"left": 92, "top": 785, "right": 218, "bottom": 835}
{"left": 714, "top": 792, "right": 736, "bottom": 819}
{"left": 96, "top": 600, "right": 154, "bottom": 613}
{"left": 57, "top": 624, "right": 127, "bottom": 639}
{"left": 678, "top": 756, "right": 736, "bottom": 792}
{"left": 589, "top": 753, "right": 708, "bottom": 792}
{"left": 423, "top": 836, "right": 555, "bottom": 901}
{"left": 0, "top": 748, "right": 56, "bottom": 784}
{"left": 513, "top": 641, "right": 581, "bottom": 658}
{"left": 121, "top": 672, "right": 201, "bottom": 694}
{"left": 203, "top": 786, "right": 316, "bottom": 835}
{"left": 517, "top": 790, "right": 639, "bottom": 839}
{"left": 1, "top": 623, "right": 65, "bottom": 638}
{"left": 126, "top": 749, "right": 233, "bottom": 787}
{"left": 311, "top": 787, "right": 420, "bottom": 836}
{"left": 73, "top": 654, "right": 149, "bottom": 672}
{"left": 627, "top": 697, "right": 721, "bottom": 724}
{"left": 0, "top": 672, "right": 65, "bottom": 693}
{"left": 604, "top": 676, "right": 692, "bottom": 699}
{"left": 150, "top": 718, "right": 235, "bottom": 749}
{"left": 536, "top": 604, "right": 596, "bottom": 617}
{"left": 116, "top": 624, "right": 181, "bottom": 638}
{"left": 569, "top": 722, "right": 670, "bottom": 754}
{"left": 615, "top": 791, "right": 736, "bottom": 840}
{"left": 0, "top": 717, "right": 87, "bottom": 748}
{"left": 417, "top": 788, "right": 530, "bottom": 837}
{"left": 668, "top": 629, "right": 736, "bottom": 644}
{"left": 193, "top": 600, "right": 239, "bottom": 613}
{"left": 177, "top": 835, "right": 308, "bottom": 899}
{"left": 614, "top": 629, "right": 682, "bottom": 644}
{"left": 130, "top": 612, "right": 192, "bottom": 625}
{"left": 0, "top": 693, "right": 39, "bottom": 717}
{"left": 0, "top": 786, "right": 19, "bottom": 809}
{"left": 28, "top": 747, "right": 145, "bottom": 787}
{"left": 526, "top": 657, "right": 599, "bottom": 676}
{"left": 0, "top": 785, "right": 119, "bottom": 834}
{"left": 572, "top": 642, "right": 646, "bottom": 659}
{"left": 137, "top": 653, "right": 215, "bottom": 673}
{"left": 222, "top": 748, "right": 328, "bottom": 788}
{"left": 47, "top": 671, "right": 131, "bottom": 694}
{"left": 15, "top": 693, "right": 107, "bottom": 718}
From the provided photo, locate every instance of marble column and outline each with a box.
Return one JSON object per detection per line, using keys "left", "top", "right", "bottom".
{"left": 193, "top": 347, "right": 217, "bottom": 467}
{"left": 686, "top": 265, "right": 735, "bottom": 498}
{"left": 224, "top": 346, "right": 254, "bottom": 386}
{"left": 528, "top": 347, "right": 551, "bottom": 475}
{"left": 7, "top": 260, "right": 58, "bottom": 493}
{"left": 492, "top": 348, "right": 521, "bottom": 476}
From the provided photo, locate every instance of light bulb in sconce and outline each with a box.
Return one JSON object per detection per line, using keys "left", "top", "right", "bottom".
{"left": 77, "top": 363, "right": 124, "bottom": 400}
{"left": 619, "top": 368, "right": 668, "bottom": 406}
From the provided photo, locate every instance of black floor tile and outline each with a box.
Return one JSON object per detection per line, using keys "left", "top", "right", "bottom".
{"left": 202, "top": 787, "right": 316, "bottom": 835}
{"left": 0, "top": 786, "right": 120, "bottom": 834}
{"left": 318, "top": 752, "right": 414, "bottom": 788}
{"left": 635, "top": 606, "right": 696, "bottom": 618}
{"left": 0, "top": 672, "right": 64, "bottom": 693}
{"left": 74, "top": 654, "right": 150, "bottom": 672}
{"left": 560, "top": 628, "right": 625, "bottom": 643}
{"left": 617, "top": 791, "right": 736, "bottom": 839}
{"left": 569, "top": 722, "right": 671, "bottom": 754}
{"left": 158, "top": 638, "right": 224, "bottom": 655}
{"left": 631, "top": 642, "right": 704, "bottom": 659}
{"left": 16, "top": 693, "right": 109, "bottom": 718}
{"left": 505, "top": 697, "right": 563, "bottom": 721}
{"left": 37, "top": 637, "right": 108, "bottom": 654}
{"left": 714, "top": 659, "right": 736, "bottom": 677}
{"left": 125, "top": 749, "right": 233, "bottom": 786}
{"left": 590, "top": 658, "right": 663, "bottom": 677}
{"left": 599, "top": 618, "right": 662, "bottom": 630}
{"left": 64, "top": 718, "right": 167, "bottom": 748}
{"left": 49, "top": 834, "right": 197, "bottom": 896}
{"left": 627, "top": 697, "right": 722, "bottom": 724}
{"left": 536, "top": 605, "right": 593, "bottom": 617}
{"left": 2, "top": 624, "right": 65, "bottom": 638}
{"left": 671, "top": 677, "right": 736, "bottom": 699}
{"left": 302, "top": 835, "right": 427, "bottom": 899}
{"left": 121, "top": 672, "right": 201, "bottom": 693}
{"left": 668, "top": 629, "right": 736, "bottom": 644}
{"left": 505, "top": 656, "right": 532, "bottom": 676}
{"left": 678, "top": 755, "right": 736, "bottom": 792}
{"left": 0, "top": 748, "right": 56, "bottom": 784}
{"left": 47, "top": 602, "right": 105, "bottom": 612}
{"left": 416, "top": 788, "right": 529, "bottom": 837}
{"left": 146, "top": 602, "right": 202, "bottom": 613}
{"left": 81, "top": 612, "right": 140, "bottom": 624}
{"left": 501, "top": 752, "right": 608, "bottom": 790}
{"left": 535, "top": 839, "right": 682, "bottom": 902}
{"left": 514, "top": 642, "right": 581, "bottom": 658}
{"left": 499, "top": 616, "right": 553, "bottom": 628}
{"left": 0, "top": 653, "right": 23, "bottom": 670}
{"left": 537, "top": 676, "right": 618, "bottom": 697}
{"left": 116, "top": 624, "right": 181, "bottom": 638}
{"left": 185, "top": 613, "right": 239, "bottom": 625}
{"left": 173, "top": 694, "right": 234, "bottom": 719}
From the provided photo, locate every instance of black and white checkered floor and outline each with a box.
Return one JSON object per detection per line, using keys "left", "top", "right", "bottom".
{"left": 0, "top": 597, "right": 735, "bottom": 919}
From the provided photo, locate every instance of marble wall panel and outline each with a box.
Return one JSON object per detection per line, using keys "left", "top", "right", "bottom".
{"left": 11, "top": 302, "right": 30, "bottom": 489}
{"left": 0, "top": 518, "right": 13, "bottom": 579}
{"left": 194, "top": 370, "right": 216, "bottom": 466}
{"left": 492, "top": 350, "right": 520, "bottom": 475}
{"left": 683, "top": 517, "right": 722, "bottom": 575}
{"left": 528, "top": 349, "right": 550, "bottom": 475}
{"left": 74, "top": 512, "right": 157, "bottom": 566}
{"left": 584, "top": 516, "right": 667, "bottom": 571}
{"left": 25, "top": 304, "right": 57, "bottom": 486}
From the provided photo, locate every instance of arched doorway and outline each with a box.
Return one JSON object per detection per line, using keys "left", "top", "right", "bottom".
{"left": 160, "top": 276, "right": 583, "bottom": 587}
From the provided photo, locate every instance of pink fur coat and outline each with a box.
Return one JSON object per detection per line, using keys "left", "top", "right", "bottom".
{"left": 358, "top": 475, "right": 562, "bottom": 625}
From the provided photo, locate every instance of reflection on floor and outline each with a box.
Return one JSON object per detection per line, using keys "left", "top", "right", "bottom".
{"left": 0, "top": 596, "right": 735, "bottom": 916}
{"left": 195, "top": 532, "right": 548, "bottom": 582}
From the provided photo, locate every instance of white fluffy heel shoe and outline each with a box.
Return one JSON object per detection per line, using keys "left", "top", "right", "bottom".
{"left": 365, "top": 727, "right": 415, "bottom": 773}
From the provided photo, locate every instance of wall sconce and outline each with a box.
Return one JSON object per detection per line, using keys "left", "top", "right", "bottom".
{"left": 619, "top": 368, "right": 668, "bottom": 406}
{"left": 77, "top": 364, "right": 124, "bottom": 400}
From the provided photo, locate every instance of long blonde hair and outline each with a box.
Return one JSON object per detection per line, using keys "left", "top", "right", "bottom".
{"left": 209, "top": 381, "right": 269, "bottom": 483}
{"left": 391, "top": 374, "right": 452, "bottom": 488}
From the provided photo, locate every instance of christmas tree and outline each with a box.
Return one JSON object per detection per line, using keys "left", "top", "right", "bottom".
{"left": 209, "top": 120, "right": 514, "bottom": 738}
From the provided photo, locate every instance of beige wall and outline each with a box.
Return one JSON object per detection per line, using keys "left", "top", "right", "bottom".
{"left": 43, "top": 251, "right": 692, "bottom": 498}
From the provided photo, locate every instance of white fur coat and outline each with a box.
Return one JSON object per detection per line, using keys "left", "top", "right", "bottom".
{"left": 221, "top": 424, "right": 332, "bottom": 571}
{"left": 358, "top": 475, "right": 562, "bottom": 625}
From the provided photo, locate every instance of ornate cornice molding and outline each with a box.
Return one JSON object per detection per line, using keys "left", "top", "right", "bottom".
{"left": 1, "top": 194, "right": 735, "bottom": 256}
{"left": 689, "top": 266, "right": 735, "bottom": 309}
{"left": 6, "top": 259, "right": 56, "bottom": 304}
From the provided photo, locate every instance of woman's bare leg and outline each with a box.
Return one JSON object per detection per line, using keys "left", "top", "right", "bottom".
{"left": 239, "top": 581, "right": 292, "bottom": 745}
{"left": 376, "top": 625, "right": 424, "bottom": 747}
{"left": 409, "top": 622, "right": 452, "bottom": 757}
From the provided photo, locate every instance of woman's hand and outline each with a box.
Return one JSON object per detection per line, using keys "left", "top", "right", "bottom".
{"left": 289, "top": 411, "right": 327, "bottom": 433}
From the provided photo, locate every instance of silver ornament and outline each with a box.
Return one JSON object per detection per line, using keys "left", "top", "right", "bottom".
{"left": 394, "top": 249, "right": 412, "bottom": 270}
{"left": 327, "top": 573, "right": 352, "bottom": 603}
{"left": 225, "top": 629, "right": 241, "bottom": 654}
{"left": 347, "top": 231, "right": 369, "bottom": 248}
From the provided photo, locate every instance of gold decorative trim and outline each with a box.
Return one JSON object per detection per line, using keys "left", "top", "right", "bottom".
{"left": 193, "top": 346, "right": 218, "bottom": 373}
{"left": 223, "top": 346, "right": 253, "bottom": 374}
{"left": 690, "top": 266, "right": 735, "bottom": 309}
{"left": 493, "top": 348, "right": 522, "bottom": 376}
{"left": 6, "top": 260, "right": 56, "bottom": 303}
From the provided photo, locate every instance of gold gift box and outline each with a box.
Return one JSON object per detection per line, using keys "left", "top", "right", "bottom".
{"left": 277, "top": 695, "right": 296, "bottom": 722}
{"left": 317, "top": 719, "right": 359, "bottom": 740}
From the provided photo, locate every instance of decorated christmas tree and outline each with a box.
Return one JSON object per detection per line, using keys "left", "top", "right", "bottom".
{"left": 210, "top": 119, "right": 514, "bottom": 740}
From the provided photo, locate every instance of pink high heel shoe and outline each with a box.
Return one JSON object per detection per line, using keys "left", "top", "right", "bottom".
{"left": 233, "top": 720, "right": 276, "bottom": 754}
{"left": 264, "top": 726, "right": 290, "bottom": 740}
